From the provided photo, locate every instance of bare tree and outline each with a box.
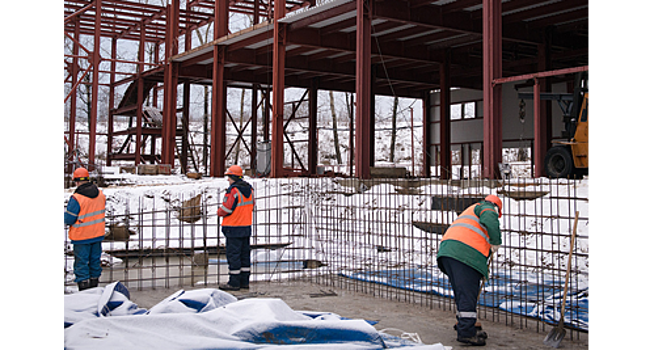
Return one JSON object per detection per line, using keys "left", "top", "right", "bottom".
{"left": 389, "top": 96, "right": 399, "bottom": 162}
{"left": 329, "top": 91, "right": 343, "bottom": 164}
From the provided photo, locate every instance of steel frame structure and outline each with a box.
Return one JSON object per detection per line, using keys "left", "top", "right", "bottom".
{"left": 64, "top": 0, "right": 588, "bottom": 179}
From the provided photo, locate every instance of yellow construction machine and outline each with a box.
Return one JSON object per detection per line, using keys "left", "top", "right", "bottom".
{"left": 519, "top": 72, "right": 588, "bottom": 178}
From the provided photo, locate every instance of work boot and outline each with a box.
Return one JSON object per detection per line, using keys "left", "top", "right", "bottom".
{"left": 90, "top": 278, "right": 99, "bottom": 288}
{"left": 77, "top": 279, "right": 92, "bottom": 291}
{"left": 240, "top": 272, "right": 250, "bottom": 290}
{"left": 454, "top": 322, "right": 487, "bottom": 339}
{"left": 219, "top": 283, "right": 240, "bottom": 291}
{"left": 457, "top": 334, "right": 487, "bottom": 346}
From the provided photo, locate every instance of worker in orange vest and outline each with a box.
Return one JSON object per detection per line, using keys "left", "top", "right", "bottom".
{"left": 217, "top": 165, "right": 255, "bottom": 291}
{"left": 64, "top": 167, "right": 106, "bottom": 291}
{"left": 436, "top": 195, "right": 503, "bottom": 346}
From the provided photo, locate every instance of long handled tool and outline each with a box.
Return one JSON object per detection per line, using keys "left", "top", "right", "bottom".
{"left": 477, "top": 253, "right": 494, "bottom": 300}
{"left": 543, "top": 211, "right": 579, "bottom": 348}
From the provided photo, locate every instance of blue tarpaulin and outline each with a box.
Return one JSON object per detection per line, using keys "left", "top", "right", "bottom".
{"left": 342, "top": 267, "right": 588, "bottom": 331}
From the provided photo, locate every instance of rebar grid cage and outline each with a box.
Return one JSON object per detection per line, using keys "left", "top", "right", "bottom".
{"left": 64, "top": 177, "right": 588, "bottom": 337}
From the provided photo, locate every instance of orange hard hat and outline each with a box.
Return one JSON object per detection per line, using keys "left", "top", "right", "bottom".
{"left": 485, "top": 194, "right": 502, "bottom": 217}
{"left": 225, "top": 165, "right": 243, "bottom": 177}
{"left": 73, "top": 167, "right": 90, "bottom": 181}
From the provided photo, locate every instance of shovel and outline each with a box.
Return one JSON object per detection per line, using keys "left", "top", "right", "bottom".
{"left": 543, "top": 211, "right": 579, "bottom": 348}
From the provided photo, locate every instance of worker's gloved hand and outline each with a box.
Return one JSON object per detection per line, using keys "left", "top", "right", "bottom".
{"left": 491, "top": 245, "right": 500, "bottom": 254}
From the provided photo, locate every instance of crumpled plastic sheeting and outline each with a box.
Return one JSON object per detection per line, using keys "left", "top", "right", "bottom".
{"left": 64, "top": 281, "right": 146, "bottom": 328}
{"left": 147, "top": 288, "right": 237, "bottom": 315}
{"left": 64, "top": 283, "right": 447, "bottom": 350}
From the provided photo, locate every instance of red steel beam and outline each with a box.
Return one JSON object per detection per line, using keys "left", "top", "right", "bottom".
{"left": 355, "top": 0, "right": 372, "bottom": 179}
{"left": 270, "top": 0, "right": 287, "bottom": 178}
{"left": 64, "top": 1, "right": 95, "bottom": 24}
{"left": 492, "top": 65, "right": 589, "bottom": 85}
{"left": 482, "top": 0, "right": 502, "bottom": 179}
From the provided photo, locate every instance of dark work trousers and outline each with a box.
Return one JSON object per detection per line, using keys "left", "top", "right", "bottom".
{"left": 438, "top": 256, "right": 483, "bottom": 338}
{"left": 73, "top": 241, "right": 102, "bottom": 283}
{"left": 225, "top": 236, "right": 251, "bottom": 288}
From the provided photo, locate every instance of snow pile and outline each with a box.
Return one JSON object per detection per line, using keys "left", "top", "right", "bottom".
{"left": 64, "top": 282, "right": 448, "bottom": 350}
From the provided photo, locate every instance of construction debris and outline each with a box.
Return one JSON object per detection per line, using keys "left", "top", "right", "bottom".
{"left": 178, "top": 193, "right": 203, "bottom": 223}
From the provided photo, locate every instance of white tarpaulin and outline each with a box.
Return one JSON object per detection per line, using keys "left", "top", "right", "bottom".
{"left": 64, "top": 282, "right": 447, "bottom": 350}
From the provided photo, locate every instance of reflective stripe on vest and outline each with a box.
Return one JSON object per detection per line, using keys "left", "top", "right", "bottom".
{"left": 222, "top": 188, "right": 254, "bottom": 227}
{"left": 441, "top": 204, "right": 491, "bottom": 257}
{"left": 72, "top": 209, "right": 106, "bottom": 228}
{"left": 69, "top": 191, "right": 106, "bottom": 242}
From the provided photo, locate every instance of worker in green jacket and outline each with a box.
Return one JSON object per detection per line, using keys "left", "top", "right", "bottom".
{"left": 437, "top": 195, "right": 503, "bottom": 346}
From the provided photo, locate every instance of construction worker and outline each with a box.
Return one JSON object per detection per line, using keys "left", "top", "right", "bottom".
{"left": 64, "top": 167, "right": 106, "bottom": 291}
{"left": 217, "top": 165, "right": 255, "bottom": 291}
{"left": 436, "top": 194, "right": 503, "bottom": 346}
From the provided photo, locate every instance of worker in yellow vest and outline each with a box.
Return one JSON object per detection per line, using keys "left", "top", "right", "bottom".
{"left": 217, "top": 165, "right": 255, "bottom": 291}
{"left": 437, "top": 195, "right": 503, "bottom": 346}
{"left": 64, "top": 167, "right": 106, "bottom": 291}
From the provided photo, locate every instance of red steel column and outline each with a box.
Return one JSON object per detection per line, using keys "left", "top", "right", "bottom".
{"left": 67, "top": 17, "right": 80, "bottom": 167}
{"left": 162, "top": 5, "right": 171, "bottom": 165}
{"left": 210, "top": 0, "right": 229, "bottom": 177}
{"left": 533, "top": 78, "right": 546, "bottom": 177}
{"left": 107, "top": 37, "right": 116, "bottom": 166}
{"left": 482, "top": 0, "right": 502, "bottom": 179}
{"left": 422, "top": 90, "right": 432, "bottom": 177}
{"left": 534, "top": 40, "right": 551, "bottom": 178}
{"left": 163, "top": 0, "right": 180, "bottom": 166}
{"left": 136, "top": 76, "right": 144, "bottom": 165}
{"left": 439, "top": 50, "right": 452, "bottom": 179}
{"left": 271, "top": 0, "right": 287, "bottom": 178}
{"left": 308, "top": 79, "right": 319, "bottom": 175}
{"left": 135, "top": 20, "right": 146, "bottom": 166}
{"left": 89, "top": 0, "right": 102, "bottom": 169}
{"left": 355, "top": 0, "right": 372, "bottom": 179}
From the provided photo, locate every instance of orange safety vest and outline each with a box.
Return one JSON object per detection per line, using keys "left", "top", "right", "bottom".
{"left": 441, "top": 204, "right": 493, "bottom": 257}
{"left": 221, "top": 188, "right": 254, "bottom": 227}
{"left": 69, "top": 191, "right": 106, "bottom": 242}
